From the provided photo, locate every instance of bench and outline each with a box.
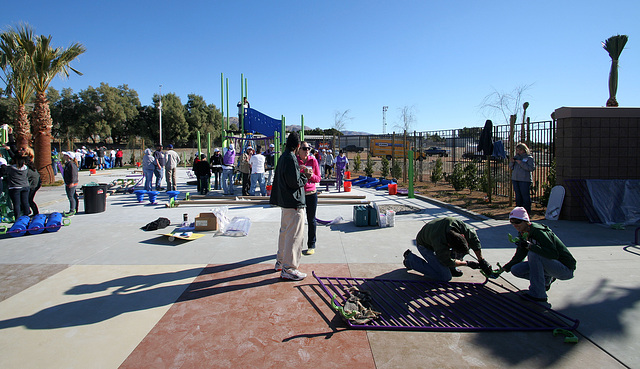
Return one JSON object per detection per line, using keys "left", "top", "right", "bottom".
{"left": 319, "top": 178, "right": 336, "bottom": 192}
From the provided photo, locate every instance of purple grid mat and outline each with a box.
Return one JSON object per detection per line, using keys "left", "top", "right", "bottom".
{"left": 313, "top": 272, "right": 579, "bottom": 332}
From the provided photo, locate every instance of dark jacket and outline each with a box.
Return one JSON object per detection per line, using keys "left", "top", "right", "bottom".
{"left": 210, "top": 153, "right": 223, "bottom": 173}
{"left": 27, "top": 166, "right": 41, "bottom": 189}
{"left": 193, "top": 160, "right": 211, "bottom": 177}
{"left": 269, "top": 150, "right": 306, "bottom": 209}
{"left": 416, "top": 217, "right": 482, "bottom": 268}
{"left": 5, "top": 164, "right": 29, "bottom": 189}
{"left": 63, "top": 161, "right": 79, "bottom": 185}
{"left": 503, "top": 223, "right": 576, "bottom": 272}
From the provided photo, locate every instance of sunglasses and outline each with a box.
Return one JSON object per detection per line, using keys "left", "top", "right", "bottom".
{"left": 510, "top": 218, "right": 524, "bottom": 224}
{"left": 300, "top": 147, "right": 311, "bottom": 151}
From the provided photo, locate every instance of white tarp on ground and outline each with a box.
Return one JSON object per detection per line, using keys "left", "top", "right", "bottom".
{"left": 586, "top": 179, "right": 640, "bottom": 225}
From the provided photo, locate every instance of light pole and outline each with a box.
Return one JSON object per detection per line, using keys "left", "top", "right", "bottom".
{"left": 382, "top": 106, "right": 388, "bottom": 134}
{"left": 159, "top": 85, "right": 163, "bottom": 145}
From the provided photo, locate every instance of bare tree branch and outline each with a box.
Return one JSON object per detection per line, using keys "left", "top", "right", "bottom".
{"left": 332, "top": 109, "right": 352, "bottom": 132}
{"left": 479, "top": 84, "right": 534, "bottom": 125}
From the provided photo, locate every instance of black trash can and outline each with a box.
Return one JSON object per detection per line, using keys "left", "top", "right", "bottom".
{"left": 83, "top": 183, "right": 108, "bottom": 214}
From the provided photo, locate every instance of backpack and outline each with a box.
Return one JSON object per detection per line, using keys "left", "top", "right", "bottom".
{"left": 141, "top": 217, "right": 171, "bottom": 231}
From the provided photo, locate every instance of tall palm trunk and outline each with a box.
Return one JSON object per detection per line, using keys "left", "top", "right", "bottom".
{"left": 33, "top": 92, "right": 55, "bottom": 184}
{"left": 14, "top": 105, "right": 31, "bottom": 150}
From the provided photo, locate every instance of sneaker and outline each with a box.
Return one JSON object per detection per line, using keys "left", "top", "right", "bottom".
{"left": 303, "top": 248, "right": 315, "bottom": 255}
{"left": 519, "top": 291, "right": 552, "bottom": 308}
{"left": 546, "top": 277, "right": 557, "bottom": 291}
{"left": 280, "top": 269, "right": 307, "bottom": 281}
{"left": 449, "top": 267, "right": 463, "bottom": 277}
{"left": 274, "top": 262, "right": 282, "bottom": 272}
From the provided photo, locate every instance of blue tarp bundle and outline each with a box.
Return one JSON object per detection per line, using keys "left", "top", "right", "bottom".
{"left": 244, "top": 108, "right": 282, "bottom": 136}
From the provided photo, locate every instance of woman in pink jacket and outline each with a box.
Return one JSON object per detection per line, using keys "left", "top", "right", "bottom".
{"left": 297, "top": 141, "right": 321, "bottom": 255}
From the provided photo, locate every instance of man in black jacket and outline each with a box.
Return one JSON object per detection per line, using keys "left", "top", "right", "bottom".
{"left": 270, "top": 131, "right": 309, "bottom": 281}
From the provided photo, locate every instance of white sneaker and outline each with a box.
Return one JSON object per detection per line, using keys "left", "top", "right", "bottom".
{"left": 274, "top": 262, "right": 282, "bottom": 272}
{"left": 280, "top": 269, "right": 307, "bottom": 281}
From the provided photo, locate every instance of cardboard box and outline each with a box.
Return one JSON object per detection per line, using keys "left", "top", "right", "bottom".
{"left": 194, "top": 213, "right": 218, "bottom": 231}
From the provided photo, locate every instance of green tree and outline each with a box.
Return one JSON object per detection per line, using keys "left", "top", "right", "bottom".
{"left": 449, "top": 163, "right": 466, "bottom": 191}
{"left": 157, "top": 93, "right": 188, "bottom": 145}
{"left": 77, "top": 86, "right": 111, "bottom": 143}
{"left": 185, "top": 94, "right": 221, "bottom": 144}
{"left": 0, "top": 25, "right": 36, "bottom": 149}
{"left": 380, "top": 156, "right": 389, "bottom": 178}
{"left": 29, "top": 31, "right": 85, "bottom": 183}
{"left": 463, "top": 162, "right": 479, "bottom": 191}
{"left": 431, "top": 157, "right": 444, "bottom": 184}
{"left": 50, "top": 87, "right": 82, "bottom": 148}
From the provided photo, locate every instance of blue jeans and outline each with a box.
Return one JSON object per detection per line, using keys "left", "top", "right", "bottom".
{"left": 65, "top": 184, "right": 79, "bottom": 213}
{"left": 404, "top": 245, "right": 452, "bottom": 281}
{"left": 513, "top": 180, "right": 532, "bottom": 213}
{"left": 305, "top": 192, "right": 318, "bottom": 248}
{"left": 154, "top": 166, "right": 164, "bottom": 189}
{"left": 144, "top": 169, "right": 154, "bottom": 191}
{"left": 222, "top": 168, "right": 235, "bottom": 195}
{"left": 511, "top": 251, "right": 574, "bottom": 299}
{"left": 249, "top": 173, "right": 266, "bottom": 196}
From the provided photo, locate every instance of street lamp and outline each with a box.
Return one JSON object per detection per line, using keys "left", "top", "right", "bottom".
{"left": 159, "top": 85, "right": 163, "bottom": 145}
{"left": 382, "top": 106, "right": 388, "bottom": 134}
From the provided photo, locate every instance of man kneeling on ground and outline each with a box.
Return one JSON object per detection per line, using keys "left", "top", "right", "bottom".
{"left": 403, "top": 217, "right": 493, "bottom": 281}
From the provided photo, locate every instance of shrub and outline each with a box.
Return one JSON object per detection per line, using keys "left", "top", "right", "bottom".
{"left": 391, "top": 160, "right": 402, "bottom": 180}
{"left": 353, "top": 153, "right": 361, "bottom": 172}
{"left": 449, "top": 163, "right": 466, "bottom": 191}
{"left": 364, "top": 153, "right": 375, "bottom": 177}
{"left": 463, "top": 162, "right": 479, "bottom": 191}
{"left": 431, "top": 157, "right": 444, "bottom": 184}
{"left": 380, "top": 156, "right": 389, "bottom": 178}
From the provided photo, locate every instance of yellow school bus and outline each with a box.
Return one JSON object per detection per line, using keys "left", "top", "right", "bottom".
{"left": 369, "top": 138, "right": 425, "bottom": 160}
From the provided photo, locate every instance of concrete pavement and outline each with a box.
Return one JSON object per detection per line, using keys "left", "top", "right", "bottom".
{"left": 0, "top": 167, "right": 638, "bottom": 368}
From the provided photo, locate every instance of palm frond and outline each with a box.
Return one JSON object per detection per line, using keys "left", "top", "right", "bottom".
{"left": 602, "top": 34, "right": 628, "bottom": 60}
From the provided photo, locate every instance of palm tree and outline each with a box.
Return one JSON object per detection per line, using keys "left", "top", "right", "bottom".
{"left": 30, "top": 33, "right": 85, "bottom": 184}
{"left": 0, "top": 25, "right": 36, "bottom": 149}
{"left": 602, "top": 34, "right": 628, "bottom": 107}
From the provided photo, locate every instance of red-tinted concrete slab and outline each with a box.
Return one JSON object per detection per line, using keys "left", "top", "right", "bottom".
{"left": 121, "top": 263, "right": 376, "bottom": 368}
{"left": 0, "top": 264, "right": 69, "bottom": 302}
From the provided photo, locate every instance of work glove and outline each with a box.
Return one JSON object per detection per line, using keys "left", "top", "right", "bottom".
{"left": 466, "top": 260, "right": 480, "bottom": 269}
{"left": 515, "top": 239, "right": 532, "bottom": 250}
{"left": 479, "top": 259, "right": 493, "bottom": 275}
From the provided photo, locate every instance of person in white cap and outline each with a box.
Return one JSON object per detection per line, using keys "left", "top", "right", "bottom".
{"left": 221, "top": 143, "right": 236, "bottom": 195}
{"left": 500, "top": 207, "right": 576, "bottom": 307}
{"left": 238, "top": 146, "right": 253, "bottom": 196}
{"left": 264, "top": 143, "right": 276, "bottom": 186}
{"left": 210, "top": 148, "right": 223, "bottom": 190}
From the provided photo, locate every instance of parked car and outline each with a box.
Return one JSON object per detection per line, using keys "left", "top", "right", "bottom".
{"left": 462, "top": 151, "right": 508, "bottom": 162}
{"left": 424, "top": 147, "right": 448, "bottom": 157}
{"left": 343, "top": 144, "right": 364, "bottom": 153}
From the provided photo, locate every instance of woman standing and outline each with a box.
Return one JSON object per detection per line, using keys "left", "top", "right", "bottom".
{"left": 210, "top": 148, "right": 223, "bottom": 190}
{"left": 4, "top": 154, "right": 30, "bottom": 218}
{"left": 24, "top": 148, "right": 41, "bottom": 216}
{"left": 142, "top": 148, "right": 156, "bottom": 192}
{"left": 297, "top": 141, "right": 321, "bottom": 255}
{"left": 509, "top": 142, "right": 536, "bottom": 213}
{"left": 63, "top": 152, "right": 79, "bottom": 216}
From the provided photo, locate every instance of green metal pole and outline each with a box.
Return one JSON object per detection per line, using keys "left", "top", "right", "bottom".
{"left": 240, "top": 73, "right": 244, "bottom": 135}
{"left": 225, "top": 78, "right": 229, "bottom": 132}
{"left": 221, "top": 73, "right": 226, "bottom": 148}
{"left": 300, "top": 115, "right": 305, "bottom": 141}
{"left": 281, "top": 115, "right": 286, "bottom": 151}
{"left": 197, "top": 131, "right": 202, "bottom": 157}
{"left": 274, "top": 131, "right": 279, "bottom": 169}
{"left": 408, "top": 149, "right": 414, "bottom": 198}
{"left": 207, "top": 132, "right": 212, "bottom": 191}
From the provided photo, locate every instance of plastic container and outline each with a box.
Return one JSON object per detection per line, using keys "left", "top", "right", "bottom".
{"left": 83, "top": 183, "right": 108, "bottom": 213}
{"left": 353, "top": 205, "right": 369, "bottom": 226}
{"left": 9, "top": 216, "right": 30, "bottom": 237}
{"left": 266, "top": 185, "right": 272, "bottom": 196}
{"left": 27, "top": 214, "right": 47, "bottom": 235}
{"left": 345, "top": 171, "right": 351, "bottom": 179}
{"left": 147, "top": 191, "right": 159, "bottom": 203}
{"left": 344, "top": 181, "right": 352, "bottom": 192}
{"left": 388, "top": 183, "right": 397, "bottom": 195}
{"left": 134, "top": 190, "right": 147, "bottom": 202}
{"left": 89, "top": 169, "right": 97, "bottom": 174}
{"left": 45, "top": 212, "right": 63, "bottom": 232}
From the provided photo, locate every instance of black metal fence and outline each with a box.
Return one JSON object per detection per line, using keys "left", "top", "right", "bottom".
{"left": 310, "top": 120, "right": 555, "bottom": 204}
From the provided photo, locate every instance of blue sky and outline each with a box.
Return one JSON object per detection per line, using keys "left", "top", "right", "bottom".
{"left": 2, "top": 1, "right": 638, "bottom": 133}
